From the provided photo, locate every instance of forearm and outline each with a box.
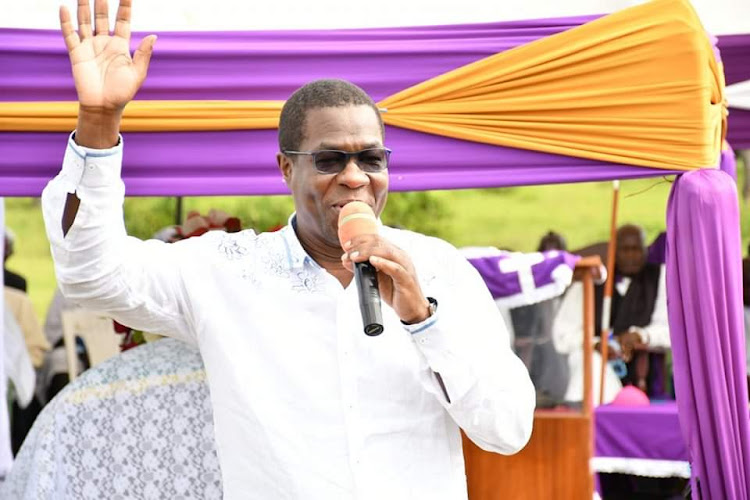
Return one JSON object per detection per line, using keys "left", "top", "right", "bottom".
{"left": 410, "top": 317, "right": 535, "bottom": 454}
{"left": 407, "top": 258, "right": 535, "bottom": 454}
{"left": 42, "top": 134, "right": 128, "bottom": 305}
{"left": 42, "top": 136, "right": 192, "bottom": 339}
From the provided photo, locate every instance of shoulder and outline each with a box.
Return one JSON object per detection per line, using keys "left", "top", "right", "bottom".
{"left": 381, "top": 226, "right": 458, "bottom": 258}
{"left": 381, "top": 226, "right": 475, "bottom": 285}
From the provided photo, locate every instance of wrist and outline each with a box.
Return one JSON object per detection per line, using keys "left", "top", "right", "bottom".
{"left": 75, "top": 106, "right": 123, "bottom": 149}
{"left": 401, "top": 297, "right": 437, "bottom": 325}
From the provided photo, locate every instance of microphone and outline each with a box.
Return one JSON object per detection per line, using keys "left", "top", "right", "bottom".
{"left": 338, "top": 202, "right": 384, "bottom": 336}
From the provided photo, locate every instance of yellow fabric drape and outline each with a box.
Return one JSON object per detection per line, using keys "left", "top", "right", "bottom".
{"left": 0, "top": 0, "right": 724, "bottom": 171}
{"left": 378, "top": 0, "right": 726, "bottom": 171}
{"left": 0, "top": 100, "right": 284, "bottom": 132}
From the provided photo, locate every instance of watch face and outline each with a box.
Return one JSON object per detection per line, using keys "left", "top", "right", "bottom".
{"left": 427, "top": 297, "right": 438, "bottom": 316}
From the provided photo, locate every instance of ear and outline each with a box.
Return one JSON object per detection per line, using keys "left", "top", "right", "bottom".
{"left": 277, "top": 152, "right": 293, "bottom": 186}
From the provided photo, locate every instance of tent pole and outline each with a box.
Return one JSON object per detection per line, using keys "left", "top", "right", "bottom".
{"left": 175, "top": 196, "right": 183, "bottom": 226}
{"left": 599, "top": 180, "right": 620, "bottom": 405}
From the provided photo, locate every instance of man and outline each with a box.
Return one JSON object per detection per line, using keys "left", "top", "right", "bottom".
{"left": 41, "top": 1, "right": 534, "bottom": 498}
{"left": 601, "top": 224, "right": 670, "bottom": 386}
{"left": 4, "top": 229, "right": 27, "bottom": 293}
{"left": 553, "top": 224, "right": 670, "bottom": 401}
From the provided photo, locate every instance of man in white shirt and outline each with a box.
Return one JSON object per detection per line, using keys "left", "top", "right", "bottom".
{"left": 40, "top": 1, "right": 535, "bottom": 498}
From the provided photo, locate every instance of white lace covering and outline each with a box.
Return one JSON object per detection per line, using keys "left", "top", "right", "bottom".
{"left": 2, "top": 338, "right": 222, "bottom": 499}
{"left": 591, "top": 457, "right": 691, "bottom": 478}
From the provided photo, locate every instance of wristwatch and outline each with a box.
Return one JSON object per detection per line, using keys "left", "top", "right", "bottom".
{"left": 426, "top": 297, "right": 438, "bottom": 317}
{"left": 401, "top": 297, "right": 438, "bottom": 325}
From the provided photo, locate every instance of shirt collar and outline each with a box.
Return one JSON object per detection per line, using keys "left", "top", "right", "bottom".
{"left": 280, "top": 211, "right": 386, "bottom": 271}
{"left": 280, "top": 213, "right": 316, "bottom": 270}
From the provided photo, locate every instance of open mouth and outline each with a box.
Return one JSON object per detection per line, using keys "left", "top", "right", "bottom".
{"left": 332, "top": 200, "right": 365, "bottom": 212}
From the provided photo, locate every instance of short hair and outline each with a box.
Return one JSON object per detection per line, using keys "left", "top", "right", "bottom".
{"left": 537, "top": 231, "right": 567, "bottom": 252}
{"left": 617, "top": 224, "right": 646, "bottom": 247}
{"left": 278, "top": 79, "right": 384, "bottom": 152}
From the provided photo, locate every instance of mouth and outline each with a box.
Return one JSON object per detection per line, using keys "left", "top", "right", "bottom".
{"left": 331, "top": 200, "right": 370, "bottom": 213}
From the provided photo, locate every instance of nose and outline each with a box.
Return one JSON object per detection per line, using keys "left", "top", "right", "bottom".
{"left": 337, "top": 158, "right": 370, "bottom": 189}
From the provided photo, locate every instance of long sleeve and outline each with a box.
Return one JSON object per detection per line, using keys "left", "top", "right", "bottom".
{"left": 405, "top": 242, "right": 536, "bottom": 455}
{"left": 551, "top": 282, "right": 585, "bottom": 356}
{"left": 632, "top": 264, "right": 671, "bottom": 348}
{"left": 41, "top": 134, "right": 194, "bottom": 343}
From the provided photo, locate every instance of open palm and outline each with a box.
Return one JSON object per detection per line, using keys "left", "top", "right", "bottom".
{"left": 60, "top": 0, "right": 155, "bottom": 112}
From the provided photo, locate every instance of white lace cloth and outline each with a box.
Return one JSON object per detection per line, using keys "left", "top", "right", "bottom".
{"left": 1, "top": 338, "right": 222, "bottom": 499}
{"left": 591, "top": 457, "right": 691, "bottom": 478}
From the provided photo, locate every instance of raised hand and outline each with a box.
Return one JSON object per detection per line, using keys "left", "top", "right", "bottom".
{"left": 60, "top": 0, "right": 156, "bottom": 147}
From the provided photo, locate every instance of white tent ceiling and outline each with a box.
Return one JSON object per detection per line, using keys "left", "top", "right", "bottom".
{"left": 2, "top": 0, "right": 748, "bottom": 35}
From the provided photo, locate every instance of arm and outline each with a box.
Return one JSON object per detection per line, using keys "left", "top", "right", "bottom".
{"left": 405, "top": 252, "right": 535, "bottom": 454}
{"left": 630, "top": 265, "right": 671, "bottom": 349}
{"left": 43, "top": 0, "right": 193, "bottom": 341}
{"left": 551, "top": 282, "right": 585, "bottom": 356}
{"left": 58, "top": 0, "right": 155, "bottom": 233}
{"left": 42, "top": 138, "right": 195, "bottom": 343}
{"left": 344, "top": 236, "right": 535, "bottom": 454}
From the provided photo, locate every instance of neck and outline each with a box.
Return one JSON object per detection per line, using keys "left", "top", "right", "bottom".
{"left": 293, "top": 220, "right": 352, "bottom": 287}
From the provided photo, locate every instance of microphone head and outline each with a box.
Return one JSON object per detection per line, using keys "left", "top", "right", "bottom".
{"left": 338, "top": 201, "right": 378, "bottom": 246}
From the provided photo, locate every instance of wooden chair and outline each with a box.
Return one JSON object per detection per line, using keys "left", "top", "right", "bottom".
{"left": 61, "top": 309, "right": 122, "bottom": 381}
{"left": 462, "top": 256, "right": 601, "bottom": 500}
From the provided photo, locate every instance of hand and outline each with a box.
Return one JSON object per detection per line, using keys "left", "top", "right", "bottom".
{"left": 616, "top": 330, "right": 647, "bottom": 362}
{"left": 341, "top": 235, "right": 430, "bottom": 324}
{"left": 61, "top": 0, "right": 155, "bottom": 112}
{"left": 60, "top": 0, "right": 156, "bottom": 147}
{"left": 593, "top": 340, "right": 620, "bottom": 360}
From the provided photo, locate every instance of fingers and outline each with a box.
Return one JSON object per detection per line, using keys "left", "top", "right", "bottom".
{"left": 343, "top": 235, "right": 412, "bottom": 270}
{"left": 113, "top": 0, "right": 131, "bottom": 39}
{"left": 77, "top": 0, "right": 92, "bottom": 40}
{"left": 94, "top": 0, "right": 110, "bottom": 35}
{"left": 59, "top": 6, "right": 81, "bottom": 52}
{"left": 133, "top": 34, "right": 157, "bottom": 82}
{"left": 368, "top": 255, "right": 411, "bottom": 285}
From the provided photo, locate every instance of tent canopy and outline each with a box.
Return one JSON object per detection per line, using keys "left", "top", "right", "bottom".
{"left": 0, "top": 0, "right": 726, "bottom": 196}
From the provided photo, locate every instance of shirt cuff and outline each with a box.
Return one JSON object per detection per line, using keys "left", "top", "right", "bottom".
{"left": 61, "top": 131, "right": 124, "bottom": 192}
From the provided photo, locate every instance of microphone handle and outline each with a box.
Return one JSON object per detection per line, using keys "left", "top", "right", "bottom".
{"left": 354, "top": 261, "right": 384, "bottom": 336}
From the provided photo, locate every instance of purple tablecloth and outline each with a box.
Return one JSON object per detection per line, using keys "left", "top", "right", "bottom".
{"left": 595, "top": 402, "right": 686, "bottom": 461}
{"left": 594, "top": 402, "right": 691, "bottom": 478}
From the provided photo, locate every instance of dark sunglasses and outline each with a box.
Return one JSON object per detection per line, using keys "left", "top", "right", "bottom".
{"left": 284, "top": 147, "right": 392, "bottom": 175}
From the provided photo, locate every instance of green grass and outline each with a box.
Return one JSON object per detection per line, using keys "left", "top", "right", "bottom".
{"left": 6, "top": 171, "right": 749, "bottom": 321}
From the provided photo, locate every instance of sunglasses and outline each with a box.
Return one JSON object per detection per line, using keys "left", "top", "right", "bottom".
{"left": 284, "top": 147, "right": 391, "bottom": 175}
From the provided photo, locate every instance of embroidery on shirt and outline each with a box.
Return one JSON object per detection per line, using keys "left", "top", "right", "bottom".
{"left": 217, "top": 234, "right": 249, "bottom": 261}
{"left": 290, "top": 267, "right": 322, "bottom": 294}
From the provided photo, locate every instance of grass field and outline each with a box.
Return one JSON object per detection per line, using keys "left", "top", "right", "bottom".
{"left": 6, "top": 172, "right": 749, "bottom": 321}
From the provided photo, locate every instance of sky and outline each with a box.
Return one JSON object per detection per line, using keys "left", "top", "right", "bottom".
{"left": 2, "top": 0, "right": 748, "bottom": 35}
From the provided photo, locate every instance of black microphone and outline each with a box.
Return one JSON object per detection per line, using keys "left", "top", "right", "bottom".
{"left": 354, "top": 261, "right": 384, "bottom": 336}
{"left": 338, "top": 202, "right": 384, "bottom": 336}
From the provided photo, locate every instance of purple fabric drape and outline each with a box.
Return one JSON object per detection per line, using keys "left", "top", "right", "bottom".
{"left": 717, "top": 34, "right": 750, "bottom": 149}
{"left": 2, "top": 20, "right": 708, "bottom": 197}
{"left": 666, "top": 169, "right": 750, "bottom": 499}
{"left": 719, "top": 147, "right": 738, "bottom": 180}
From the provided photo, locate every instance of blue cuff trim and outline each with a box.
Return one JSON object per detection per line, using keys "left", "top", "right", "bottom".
{"left": 68, "top": 131, "right": 122, "bottom": 158}
{"left": 406, "top": 314, "right": 438, "bottom": 335}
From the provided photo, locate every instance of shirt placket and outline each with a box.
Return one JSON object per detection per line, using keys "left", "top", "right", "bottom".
{"left": 335, "top": 287, "right": 365, "bottom": 496}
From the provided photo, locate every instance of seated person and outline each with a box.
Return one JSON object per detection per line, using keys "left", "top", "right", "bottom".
{"left": 602, "top": 224, "right": 670, "bottom": 394}
{"left": 4, "top": 287, "right": 50, "bottom": 454}
{"left": 555, "top": 224, "right": 671, "bottom": 402}
{"left": 4, "top": 229, "right": 26, "bottom": 293}
{"left": 464, "top": 233, "right": 574, "bottom": 408}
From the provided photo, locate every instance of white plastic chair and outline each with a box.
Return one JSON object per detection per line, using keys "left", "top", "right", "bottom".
{"left": 61, "top": 309, "right": 121, "bottom": 381}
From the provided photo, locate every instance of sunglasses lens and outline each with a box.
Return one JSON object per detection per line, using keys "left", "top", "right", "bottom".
{"left": 357, "top": 149, "right": 389, "bottom": 173}
{"left": 314, "top": 151, "right": 347, "bottom": 174}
